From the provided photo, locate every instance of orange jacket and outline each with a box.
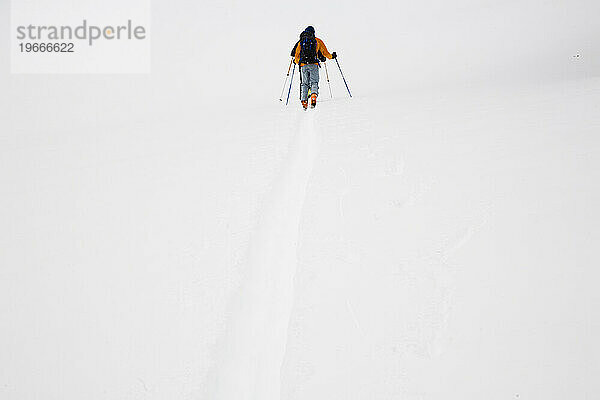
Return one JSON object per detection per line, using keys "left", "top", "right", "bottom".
{"left": 294, "top": 37, "right": 332, "bottom": 66}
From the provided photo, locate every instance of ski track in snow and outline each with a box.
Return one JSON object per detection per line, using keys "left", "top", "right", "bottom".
{"left": 210, "top": 107, "right": 321, "bottom": 399}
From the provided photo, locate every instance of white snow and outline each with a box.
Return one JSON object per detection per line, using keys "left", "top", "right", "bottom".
{"left": 1, "top": 0, "right": 600, "bottom": 399}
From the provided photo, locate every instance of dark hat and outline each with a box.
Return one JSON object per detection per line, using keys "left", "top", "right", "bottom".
{"left": 305, "top": 26, "right": 315, "bottom": 35}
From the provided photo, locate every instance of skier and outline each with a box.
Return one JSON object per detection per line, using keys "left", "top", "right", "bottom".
{"left": 293, "top": 26, "right": 337, "bottom": 109}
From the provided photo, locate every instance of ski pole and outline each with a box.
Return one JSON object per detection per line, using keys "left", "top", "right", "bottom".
{"left": 335, "top": 58, "right": 352, "bottom": 98}
{"left": 279, "top": 58, "right": 294, "bottom": 101}
{"left": 285, "top": 63, "right": 296, "bottom": 106}
{"left": 324, "top": 62, "right": 333, "bottom": 99}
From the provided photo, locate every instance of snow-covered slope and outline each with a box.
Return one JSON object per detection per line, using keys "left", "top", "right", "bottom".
{"left": 1, "top": 0, "right": 600, "bottom": 399}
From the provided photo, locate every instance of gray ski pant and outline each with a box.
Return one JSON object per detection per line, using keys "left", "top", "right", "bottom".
{"left": 300, "top": 63, "right": 319, "bottom": 101}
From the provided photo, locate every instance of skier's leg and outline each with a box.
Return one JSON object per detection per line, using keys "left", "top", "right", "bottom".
{"left": 309, "top": 64, "right": 319, "bottom": 107}
{"left": 300, "top": 66, "right": 310, "bottom": 102}
{"left": 310, "top": 64, "right": 320, "bottom": 97}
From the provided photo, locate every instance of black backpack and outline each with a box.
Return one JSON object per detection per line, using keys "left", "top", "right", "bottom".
{"left": 298, "top": 31, "right": 318, "bottom": 65}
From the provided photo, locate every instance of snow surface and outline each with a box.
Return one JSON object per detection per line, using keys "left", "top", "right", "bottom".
{"left": 1, "top": 0, "right": 600, "bottom": 399}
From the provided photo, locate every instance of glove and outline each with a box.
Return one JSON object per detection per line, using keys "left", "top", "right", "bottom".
{"left": 331, "top": 52, "right": 337, "bottom": 59}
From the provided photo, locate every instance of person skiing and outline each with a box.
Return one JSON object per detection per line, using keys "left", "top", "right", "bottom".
{"left": 293, "top": 26, "right": 337, "bottom": 109}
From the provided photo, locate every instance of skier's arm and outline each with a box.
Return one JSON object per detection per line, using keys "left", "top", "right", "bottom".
{"left": 316, "top": 38, "right": 333, "bottom": 59}
{"left": 294, "top": 43, "right": 301, "bottom": 64}
{"left": 290, "top": 41, "right": 299, "bottom": 57}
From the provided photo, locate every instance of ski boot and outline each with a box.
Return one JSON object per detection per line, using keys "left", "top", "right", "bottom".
{"left": 301, "top": 100, "right": 308, "bottom": 110}
{"left": 310, "top": 93, "right": 317, "bottom": 108}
